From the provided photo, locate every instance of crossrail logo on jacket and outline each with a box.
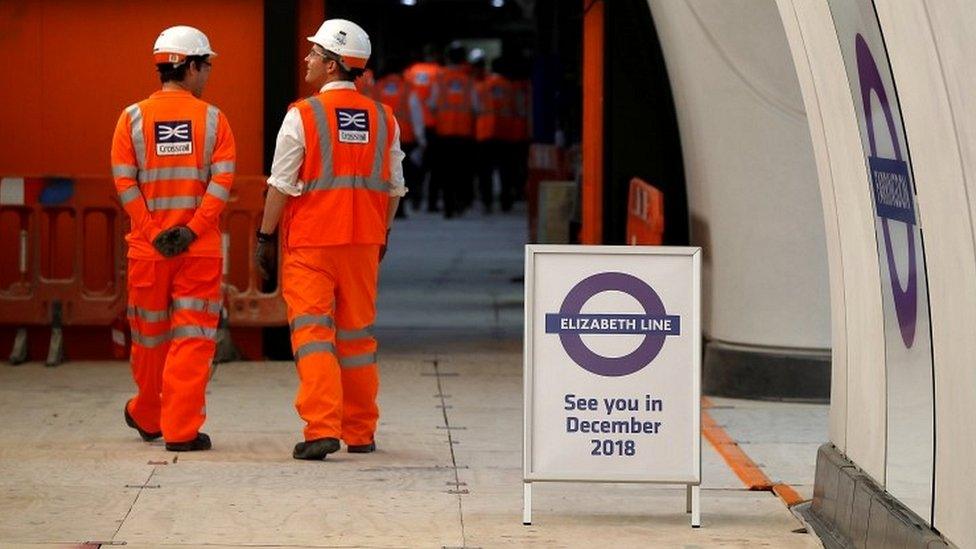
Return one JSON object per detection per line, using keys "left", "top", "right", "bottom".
{"left": 545, "top": 272, "right": 680, "bottom": 377}
{"left": 154, "top": 120, "right": 193, "bottom": 155}
{"left": 336, "top": 108, "right": 369, "bottom": 143}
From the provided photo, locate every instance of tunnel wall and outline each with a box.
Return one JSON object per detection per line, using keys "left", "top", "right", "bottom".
{"left": 776, "top": 0, "right": 975, "bottom": 545}
{"left": 649, "top": 0, "right": 975, "bottom": 544}
{"left": 646, "top": 0, "right": 831, "bottom": 398}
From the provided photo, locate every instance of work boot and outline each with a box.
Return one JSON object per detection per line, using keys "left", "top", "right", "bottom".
{"left": 124, "top": 400, "right": 161, "bottom": 442}
{"left": 293, "top": 437, "right": 341, "bottom": 460}
{"left": 165, "top": 432, "right": 212, "bottom": 452}
{"left": 347, "top": 441, "right": 376, "bottom": 454}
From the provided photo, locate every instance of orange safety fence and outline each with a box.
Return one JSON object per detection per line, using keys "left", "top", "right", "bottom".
{"left": 626, "top": 177, "right": 664, "bottom": 245}
{"left": 0, "top": 175, "right": 285, "bottom": 363}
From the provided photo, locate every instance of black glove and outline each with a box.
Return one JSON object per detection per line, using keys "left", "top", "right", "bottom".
{"left": 153, "top": 226, "right": 197, "bottom": 257}
{"left": 255, "top": 231, "right": 278, "bottom": 280}
{"left": 379, "top": 228, "right": 391, "bottom": 263}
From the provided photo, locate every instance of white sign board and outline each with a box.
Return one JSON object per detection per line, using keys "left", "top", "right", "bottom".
{"left": 522, "top": 245, "right": 702, "bottom": 526}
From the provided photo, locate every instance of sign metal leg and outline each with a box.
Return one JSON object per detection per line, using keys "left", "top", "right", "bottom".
{"left": 686, "top": 484, "right": 692, "bottom": 513}
{"left": 522, "top": 482, "right": 532, "bottom": 525}
{"left": 690, "top": 484, "right": 701, "bottom": 528}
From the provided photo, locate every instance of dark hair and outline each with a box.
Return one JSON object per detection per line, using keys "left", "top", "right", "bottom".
{"left": 446, "top": 43, "right": 467, "bottom": 65}
{"left": 157, "top": 55, "right": 209, "bottom": 84}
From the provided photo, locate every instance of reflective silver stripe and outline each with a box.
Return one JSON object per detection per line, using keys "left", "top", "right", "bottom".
{"left": 290, "top": 314, "right": 334, "bottom": 332}
{"left": 308, "top": 97, "right": 332, "bottom": 186}
{"left": 131, "top": 330, "right": 170, "bottom": 348}
{"left": 337, "top": 325, "right": 373, "bottom": 341}
{"left": 127, "top": 306, "right": 169, "bottom": 322}
{"left": 305, "top": 175, "right": 390, "bottom": 193}
{"left": 172, "top": 297, "right": 222, "bottom": 315}
{"left": 113, "top": 164, "right": 138, "bottom": 179}
{"left": 301, "top": 97, "right": 391, "bottom": 195}
{"left": 146, "top": 196, "right": 202, "bottom": 211}
{"left": 138, "top": 167, "right": 206, "bottom": 183}
{"left": 211, "top": 160, "right": 235, "bottom": 174}
{"left": 206, "top": 181, "right": 230, "bottom": 201}
{"left": 119, "top": 186, "right": 142, "bottom": 205}
{"left": 339, "top": 352, "right": 377, "bottom": 368}
{"left": 372, "top": 100, "right": 388, "bottom": 179}
{"left": 171, "top": 325, "right": 217, "bottom": 340}
{"left": 203, "top": 105, "right": 219, "bottom": 180}
{"left": 294, "top": 341, "right": 336, "bottom": 360}
{"left": 126, "top": 104, "right": 146, "bottom": 170}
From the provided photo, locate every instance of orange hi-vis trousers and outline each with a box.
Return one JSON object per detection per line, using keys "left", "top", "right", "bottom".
{"left": 282, "top": 245, "right": 380, "bottom": 445}
{"left": 125, "top": 257, "right": 222, "bottom": 443}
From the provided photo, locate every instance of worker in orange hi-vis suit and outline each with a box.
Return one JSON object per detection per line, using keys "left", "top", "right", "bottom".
{"left": 427, "top": 41, "right": 477, "bottom": 219}
{"left": 404, "top": 44, "right": 441, "bottom": 134}
{"left": 403, "top": 45, "right": 441, "bottom": 212}
{"left": 473, "top": 57, "right": 515, "bottom": 213}
{"left": 254, "top": 18, "right": 406, "bottom": 461}
{"left": 111, "top": 26, "right": 235, "bottom": 452}
{"left": 374, "top": 58, "right": 426, "bottom": 218}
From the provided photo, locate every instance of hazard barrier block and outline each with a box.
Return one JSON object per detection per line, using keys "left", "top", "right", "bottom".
{"left": 0, "top": 175, "right": 287, "bottom": 363}
{"left": 626, "top": 177, "right": 664, "bottom": 245}
{"left": 0, "top": 176, "right": 124, "bottom": 328}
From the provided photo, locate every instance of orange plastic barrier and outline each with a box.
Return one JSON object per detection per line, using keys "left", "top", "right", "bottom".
{"left": 626, "top": 177, "right": 664, "bottom": 245}
{"left": 220, "top": 177, "right": 287, "bottom": 327}
{"left": 0, "top": 175, "right": 286, "bottom": 363}
{"left": 0, "top": 176, "right": 125, "bottom": 328}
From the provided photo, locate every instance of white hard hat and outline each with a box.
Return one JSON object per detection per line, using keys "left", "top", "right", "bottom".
{"left": 153, "top": 26, "right": 217, "bottom": 66}
{"left": 307, "top": 19, "right": 371, "bottom": 70}
{"left": 468, "top": 48, "right": 485, "bottom": 65}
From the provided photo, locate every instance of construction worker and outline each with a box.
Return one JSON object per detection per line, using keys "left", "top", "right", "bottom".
{"left": 427, "top": 42, "right": 477, "bottom": 218}
{"left": 403, "top": 45, "right": 441, "bottom": 212}
{"left": 474, "top": 55, "right": 515, "bottom": 213}
{"left": 255, "top": 19, "right": 406, "bottom": 461}
{"left": 111, "top": 26, "right": 235, "bottom": 451}
{"left": 374, "top": 58, "right": 426, "bottom": 218}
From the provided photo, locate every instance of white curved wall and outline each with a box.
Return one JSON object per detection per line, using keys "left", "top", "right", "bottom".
{"left": 873, "top": 1, "right": 976, "bottom": 545}
{"left": 647, "top": 0, "right": 831, "bottom": 352}
{"left": 776, "top": 0, "right": 976, "bottom": 545}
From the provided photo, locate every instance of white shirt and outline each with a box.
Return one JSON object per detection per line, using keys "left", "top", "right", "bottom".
{"left": 407, "top": 91, "right": 427, "bottom": 147}
{"left": 267, "top": 81, "right": 408, "bottom": 198}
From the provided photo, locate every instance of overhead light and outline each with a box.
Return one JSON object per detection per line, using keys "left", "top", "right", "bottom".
{"left": 401, "top": 0, "right": 417, "bottom": 5}
{"left": 492, "top": 0, "right": 504, "bottom": 7}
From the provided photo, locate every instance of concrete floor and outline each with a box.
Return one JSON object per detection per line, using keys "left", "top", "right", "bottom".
{"left": 0, "top": 206, "right": 825, "bottom": 548}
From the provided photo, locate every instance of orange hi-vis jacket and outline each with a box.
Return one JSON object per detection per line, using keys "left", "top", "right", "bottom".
{"left": 431, "top": 66, "right": 475, "bottom": 138}
{"left": 511, "top": 79, "right": 531, "bottom": 142}
{"left": 282, "top": 87, "right": 396, "bottom": 248}
{"left": 375, "top": 74, "right": 416, "bottom": 144}
{"left": 403, "top": 62, "right": 440, "bottom": 128}
{"left": 111, "top": 89, "right": 236, "bottom": 259}
{"left": 474, "top": 73, "right": 515, "bottom": 142}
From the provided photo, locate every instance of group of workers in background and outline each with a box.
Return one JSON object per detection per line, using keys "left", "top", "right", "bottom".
{"left": 112, "top": 19, "right": 428, "bottom": 460}
{"left": 358, "top": 41, "right": 532, "bottom": 218}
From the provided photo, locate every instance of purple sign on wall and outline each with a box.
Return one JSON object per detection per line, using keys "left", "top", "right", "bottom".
{"left": 827, "top": 0, "right": 935, "bottom": 521}
{"left": 855, "top": 34, "right": 919, "bottom": 348}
